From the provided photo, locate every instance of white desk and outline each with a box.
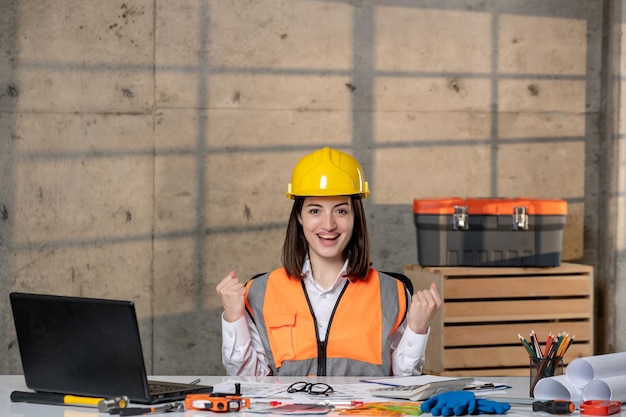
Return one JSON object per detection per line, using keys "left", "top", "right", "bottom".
{"left": 0, "top": 375, "right": 545, "bottom": 417}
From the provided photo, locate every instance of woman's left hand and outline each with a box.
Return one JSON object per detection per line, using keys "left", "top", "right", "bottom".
{"left": 407, "top": 282, "right": 442, "bottom": 334}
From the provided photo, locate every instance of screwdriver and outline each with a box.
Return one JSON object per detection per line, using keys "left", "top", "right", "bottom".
{"left": 532, "top": 400, "right": 576, "bottom": 414}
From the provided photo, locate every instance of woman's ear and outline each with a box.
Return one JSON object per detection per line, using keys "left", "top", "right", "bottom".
{"left": 297, "top": 213, "right": 302, "bottom": 225}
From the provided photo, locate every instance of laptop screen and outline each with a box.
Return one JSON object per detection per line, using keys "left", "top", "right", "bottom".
{"left": 10, "top": 292, "right": 153, "bottom": 401}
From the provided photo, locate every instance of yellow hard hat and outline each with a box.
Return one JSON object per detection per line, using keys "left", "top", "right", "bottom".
{"left": 286, "top": 147, "right": 370, "bottom": 199}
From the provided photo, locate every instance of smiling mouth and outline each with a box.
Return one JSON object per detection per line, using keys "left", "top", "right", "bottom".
{"left": 318, "top": 234, "right": 339, "bottom": 241}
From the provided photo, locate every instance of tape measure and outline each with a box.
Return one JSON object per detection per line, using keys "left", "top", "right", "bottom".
{"left": 580, "top": 400, "right": 622, "bottom": 416}
{"left": 184, "top": 393, "right": 250, "bottom": 412}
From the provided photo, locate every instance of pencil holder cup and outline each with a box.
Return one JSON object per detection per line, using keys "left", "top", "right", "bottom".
{"left": 529, "top": 357, "right": 563, "bottom": 397}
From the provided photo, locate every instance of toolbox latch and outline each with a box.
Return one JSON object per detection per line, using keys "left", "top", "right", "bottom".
{"left": 513, "top": 206, "right": 528, "bottom": 230}
{"left": 453, "top": 206, "right": 469, "bottom": 230}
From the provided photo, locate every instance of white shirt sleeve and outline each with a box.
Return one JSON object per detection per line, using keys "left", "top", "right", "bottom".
{"left": 390, "top": 316, "right": 430, "bottom": 375}
{"left": 220, "top": 312, "right": 272, "bottom": 376}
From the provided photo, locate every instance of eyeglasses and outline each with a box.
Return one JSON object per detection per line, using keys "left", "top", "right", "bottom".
{"left": 287, "top": 381, "right": 334, "bottom": 396}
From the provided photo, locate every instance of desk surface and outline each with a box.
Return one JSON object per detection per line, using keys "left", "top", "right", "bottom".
{"left": 0, "top": 375, "right": 552, "bottom": 417}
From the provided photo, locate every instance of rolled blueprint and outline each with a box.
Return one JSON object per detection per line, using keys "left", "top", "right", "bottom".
{"left": 533, "top": 374, "right": 583, "bottom": 403}
{"left": 566, "top": 352, "right": 626, "bottom": 388}
{"left": 583, "top": 375, "right": 626, "bottom": 401}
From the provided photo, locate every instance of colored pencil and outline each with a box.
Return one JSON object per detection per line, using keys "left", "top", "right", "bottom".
{"left": 543, "top": 332, "right": 553, "bottom": 358}
{"left": 531, "top": 330, "right": 542, "bottom": 358}
{"left": 519, "top": 333, "right": 536, "bottom": 357}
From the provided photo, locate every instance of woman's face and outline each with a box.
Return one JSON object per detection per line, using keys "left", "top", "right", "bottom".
{"left": 298, "top": 196, "right": 354, "bottom": 263}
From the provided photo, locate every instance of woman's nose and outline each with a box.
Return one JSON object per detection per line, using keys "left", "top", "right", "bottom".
{"left": 322, "top": 213, "right": 336, "bottom": 229}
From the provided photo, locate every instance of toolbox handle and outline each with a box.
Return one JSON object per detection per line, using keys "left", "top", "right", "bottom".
{"left": 453, "top": 206, "right": 469, "bottom": 230}
{"left": 513, "top": 206, "right": 529, "bottom": 230}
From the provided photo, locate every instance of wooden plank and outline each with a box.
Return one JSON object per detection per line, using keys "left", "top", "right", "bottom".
{"left": 444, "top": 299, "right": 591, "bottom": 322}
{"left": 406, "top": 268, "right": 447, "bottom": 374}
{"left": 405, "top": 263, "right": 594, "bottom": 375}
{"left": 444, "top": 276, "right": 591, "bottom": 299}
{"left": 444, "top": 321, "right": 592, "bottom": 347}
{"left": 442, "top": 343, "right": 590, "bottom": 369}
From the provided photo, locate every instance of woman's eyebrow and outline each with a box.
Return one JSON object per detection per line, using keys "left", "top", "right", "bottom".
{"left": 303, "top": 202, "right": 350, "bottom": 209}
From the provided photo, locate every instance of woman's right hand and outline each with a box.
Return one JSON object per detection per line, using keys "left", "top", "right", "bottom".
{"left": 216, "top": 271, "right": 247, "bottom": 323}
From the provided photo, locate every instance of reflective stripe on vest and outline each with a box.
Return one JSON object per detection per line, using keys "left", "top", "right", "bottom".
{"left": 244, "top": 268, "right": 408, "bottom": 376}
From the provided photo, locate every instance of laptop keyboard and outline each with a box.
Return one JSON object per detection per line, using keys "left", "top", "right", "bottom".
{"left": 149, "top": 382, "right": 180, "bottom": 394}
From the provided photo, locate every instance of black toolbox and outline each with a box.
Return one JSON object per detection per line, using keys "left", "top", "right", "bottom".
{"left": 413, "top": 197, "right": 567, "bottom": 267}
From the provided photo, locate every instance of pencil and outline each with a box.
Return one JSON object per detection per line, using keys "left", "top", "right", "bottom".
{"left": 555, "top": 332, "right": 565, "bottom": 355}
{"left": 531, "top": 330, "right": 542, "bottom": 358}
{"left": 519, "top": 333, "right": 536, "bottom": 357}
{"left": 559, "top": 334, "right": 575, "bottom": 357}
{"left": 557, "top": 333, "right": 570, "bottom": 357}
{"left": 543, "top": 332, "right": 553, "bottom": 358}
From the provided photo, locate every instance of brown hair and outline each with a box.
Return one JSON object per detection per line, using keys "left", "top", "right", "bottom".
{"left": 281, "top": 195, "right": 371, "bottom": 279}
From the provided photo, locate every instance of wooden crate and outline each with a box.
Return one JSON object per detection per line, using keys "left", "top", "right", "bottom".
{"left": 405, "top": 262, "right": 594, "bottom": 377}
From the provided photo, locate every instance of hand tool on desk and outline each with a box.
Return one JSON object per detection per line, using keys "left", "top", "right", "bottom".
{"left": 532, "top": 400, "right": 575, "bottom": 414}
{"left": 98, "top": 397, "right": 131, "bottom": 412}
{"left": 185, "top": 393, "right": 250, "bottom": 412}
{"left": 109, "top": 402, "right": 184, "bottom": 415}
{"left": 10, "top": 390, "right": 129, "bottom": 412}
{"left": 185, "top": 382, "right": 251, "bottom": 412}
{"left": 580, "top": 400, "right": 622, "bottom": 416}
{"left": 490, "top": 397, "right": 536, "bottom": 405}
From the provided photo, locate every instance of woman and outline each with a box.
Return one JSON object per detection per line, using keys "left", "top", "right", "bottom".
{"left": 216, "top": 147, "right": 441, "bottom": 376}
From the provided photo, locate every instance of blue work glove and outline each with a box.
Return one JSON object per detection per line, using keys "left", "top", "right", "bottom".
{"left": 420, "top": 391, "right": 477, "bottom": 416}
{"left": 475, "top": 398, "right": 511, "bottom": 414}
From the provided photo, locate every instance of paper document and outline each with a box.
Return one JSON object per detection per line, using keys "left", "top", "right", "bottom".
{"left": 465, "top": 381, "right": 512, "bottom": 394}
{"left": 248, "top": 404, "right": 333, "bottom": 414}
{"left": 212, "top": 380, "right": 289, "bottom": 398}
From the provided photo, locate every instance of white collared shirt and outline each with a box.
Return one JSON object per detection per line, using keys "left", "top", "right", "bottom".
{"left": 301, "top": 258, "right": 349, "bottom": 342}
{"left": 220, "top": 260, "right": 429, "bottom": 376}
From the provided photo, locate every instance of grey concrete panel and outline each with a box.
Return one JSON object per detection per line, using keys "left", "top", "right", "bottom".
{"left": 1, "top": 0, "right": 623, "bottom": 375}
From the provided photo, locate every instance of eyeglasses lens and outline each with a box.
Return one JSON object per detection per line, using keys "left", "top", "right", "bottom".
{"left": 287, "top": 382, "right": 333, "bottom": 395}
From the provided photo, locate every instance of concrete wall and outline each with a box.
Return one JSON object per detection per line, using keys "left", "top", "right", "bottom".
{"left": 0, "top": 0, "right": 621, "bottom": 376}
{"left": 615, "top": 0, "right": 626, "bottom": 353}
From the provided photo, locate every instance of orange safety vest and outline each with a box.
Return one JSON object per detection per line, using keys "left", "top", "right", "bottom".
{"left": 245, "top": 268, "right": 408, "bottom": 376}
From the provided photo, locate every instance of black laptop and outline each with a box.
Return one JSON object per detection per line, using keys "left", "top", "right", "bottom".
{"left": 9, "top": 292, "right": 212, "bottom": 404}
